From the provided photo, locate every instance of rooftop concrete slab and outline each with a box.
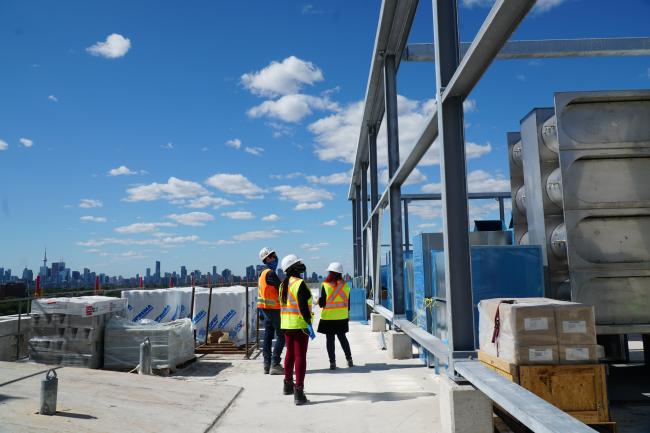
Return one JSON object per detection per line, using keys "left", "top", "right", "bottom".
{"left": 0, "top": 361, "right": 241, "bottom": 433}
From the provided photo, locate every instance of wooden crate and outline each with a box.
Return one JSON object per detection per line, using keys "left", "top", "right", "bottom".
{"left": 478, "top": 350, "right": 610, "bottom": 424}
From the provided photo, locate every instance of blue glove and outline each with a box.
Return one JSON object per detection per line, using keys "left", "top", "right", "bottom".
{"left": 306, "top": 324, "right": 316, "bottom": 340}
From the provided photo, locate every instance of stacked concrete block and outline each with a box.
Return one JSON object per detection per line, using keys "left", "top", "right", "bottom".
{"left": 0, "top": 314, "right": 32, "bottom": 361}
{"left": 29, "top": 296, "right": 126, "bottom": 369}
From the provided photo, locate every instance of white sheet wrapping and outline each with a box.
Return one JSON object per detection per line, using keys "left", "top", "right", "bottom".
{"left": 32, "top": 296, "right": 127, "bottom": 317}
{"left": 121, "top": 287, "right": 193, "bottom": 323}
{"left": 104, "top": 317, "right": 195, "bottom": 369}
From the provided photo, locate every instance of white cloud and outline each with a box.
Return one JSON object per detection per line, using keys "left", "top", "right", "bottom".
{"left": 19, "top": 138, "right": 33, "bottom": 148}
{"left": 225, "top": 138, "right": 242, "bottom": 149}
{"left": 462, "top": 0, "right": 566, "bottom": 12}
{"left": 48, "top": 95, "right": 58, "bottom": 102}
{"left": 115, "top": 222, "right": 176, "bottom": 234}
{"left": 463, "top": 99, "right": 477, "bottom": 113}
{"left": 381, "top": 167, "right": 427, "bottom": 186}
{"left": 302, "top": 242, "right": 329, "bottom": 252}
{"left": 221, "top": 211, "right": 254, "bottom": 220}
{"left": 108, "top": 165, "right": 136, "bottom": 176}
{"left": 247, "top": 94, "right": 338, "bottom": 123}
{"left": 420, "top": 169, "right": 509, "bottom": 194}
{"left": 233, "top": 229, "right": 285, "bottom": 242}
{"left": 306, "top": 171, "right": 350, "bottom": 185}
{"left": 78, "top": 235, "right": 199, "bottom": 248}
{"left": 270, "top": 172, "right": 304, "bottom": 180}
{"left": 309, "top": 96, "right": 492, "bottom": 166}
{"left": 80, "top": 216, "right": 107, "bottom": 223}
{"left": 125, "top": 177, "right": 209, "bottom": 202}
{"left": 343, "top": 225, "right": 352, "bottom": 231}
{"left": 409, "top": 201, "right": 443, "bottom": 220}
{"left": 244, "top": 146, "right": 264, "bottom": 156}
{"left": 205, "top": 173, "right": 264, "bottom": 198}
{"left": 167, "top": 212, "right": 214, "bottom": 226}
{"left": 295, "top": 202, "right": 324, "bottom": 211}
{"left": 273, "top": 185, "right": 334, "bottom": 205}
{"left": 79, "top": 199, "right": 103, "bottom": 208}
{"left": 241, "top": 56, "right": 324, "bottom": 97}
{"left": 161, "top": 142, "right": 174, "bottom": 150}
{"left": 184, "top": 196, "right": 234, "bottom": 209}
{"left": 0, "top": 140, "right": 7, "bottom": 151}
{"left": 86, "top": 33, "right": 131, "bottom": 59}
{"left": 323, "top": 220, "right": 337, "bottom": 226}
{"left": 262, "top": 214, "right": 280, "bottom": 222}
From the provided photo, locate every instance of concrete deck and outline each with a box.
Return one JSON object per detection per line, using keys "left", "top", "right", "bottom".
{"left": 0, "top": 361, "right": 242, "bottom": 433}
{"left": 194, "top": 321, "right": 441, "bottom": 433}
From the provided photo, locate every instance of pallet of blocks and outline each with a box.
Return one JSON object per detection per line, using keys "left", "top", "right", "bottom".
{"left": 29, "top": 296, "right": 127, "bottom": 369}
{"left": 478, "top": 298, "right": 616, "bottom": 433}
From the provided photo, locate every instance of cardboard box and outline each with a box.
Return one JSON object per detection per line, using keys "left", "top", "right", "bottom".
{"left": 559, "top": 344, "right": 599, "bottom": 364}
{"left": 554, "top": 302, "right": 597, "bottom": 345}
{"left": 517, "top": 345, "right": 559, "bottom": 365}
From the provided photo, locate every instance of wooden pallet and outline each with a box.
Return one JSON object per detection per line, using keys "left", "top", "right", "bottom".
{"left": 194, "top": 341, "right": 257, "bottom": 356}
{"left": 478, "top": 350, "right": 612, "bottom": 425}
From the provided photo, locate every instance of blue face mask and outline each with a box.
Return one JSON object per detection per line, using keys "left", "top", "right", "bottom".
{"left": 266, "top": 258, "right": 278, "bottom": 271}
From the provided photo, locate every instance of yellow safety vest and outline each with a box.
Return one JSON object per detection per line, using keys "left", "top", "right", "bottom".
{"left": 257, "top": 269, "right": 280, "bottom": 310}
{"left": 320, "top": 281, "right": 350, "bottom": 321}
{"left": 280, "top": 277, "right": 313, "bottom": 330}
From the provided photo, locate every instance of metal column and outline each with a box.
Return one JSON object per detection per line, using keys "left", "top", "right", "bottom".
{"left": 403, "top": 199, "right": 411, "bottom": 252}
{"left": 384, "top": 54, "right": 405, "bottom": 316}
{"left": 352, "top": 197, "right": 359, "bottom": 277}
{"left": 368, "top": 126, "right": 380, "bottom": 303}
{"left": 355, "top": 184, "right": 363, "bottom": 279}
{"left": 361, "top": 162, "right": 369, "bottom": 284}
{"left": 498, "top": 197, "right": 505, "bottom": 228}
{"left": 433, "top": 0, "right": 474, "bottom": 374}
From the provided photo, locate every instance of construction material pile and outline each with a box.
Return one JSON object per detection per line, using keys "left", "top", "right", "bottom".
{"left": 29, "top": 296, "right": 126, "bottom": 368}
{"left": 104, "top": 317, "right": 194, "bottom": 370}
{"left": 121, "top": 286, "right": 256, "bottom": 346}
{"left": 479, "top": 297, "right": 597, "bottom": 365}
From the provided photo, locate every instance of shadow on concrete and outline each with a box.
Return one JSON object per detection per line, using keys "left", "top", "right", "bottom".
{"left": 0, "top": 394, "right": 25, "bottom": 403}
{"left": 309, "top": 362, "right": 424, "bottom": 375}
{"left": 172, "top": 361, "right": 233, "bottom": 378}
{"left": 307, "top": 390, "right": 436, "bottom": 405}
{"left": 55, "top": 411, "right": 98, "bottom": 420}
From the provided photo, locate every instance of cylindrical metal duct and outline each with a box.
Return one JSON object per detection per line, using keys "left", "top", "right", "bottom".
{"left": 549, "top": 222, "right": 567, "bottom": 260}
{"left": 515, "top": 185, "right": 527, "bottom": 216}
{"left": 541, "top": 115, "right": 559, "bottom": 154}
{"left": 511, "top": 140, "right": 523, "bottom": 167}
{"left": 545, "top": 167, "right": 564, "bottom": 209}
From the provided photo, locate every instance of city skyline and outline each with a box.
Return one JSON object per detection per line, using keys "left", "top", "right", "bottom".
{"left": 2, "top": 1, "right": 650, "bottom": 275}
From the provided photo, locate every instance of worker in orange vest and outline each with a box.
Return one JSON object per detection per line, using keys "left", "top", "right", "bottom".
{"left": 258, "top": 247, "right": 285, "bottom": 375}
{"left": 317, "top": 262, "right": 353, "bottom": 370}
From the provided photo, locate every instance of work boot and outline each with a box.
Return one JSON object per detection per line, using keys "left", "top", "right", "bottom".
{"left": 269, "top": 364, "right": 284, "bottom": 375}
{"left": 329, "top": 361, "right": 336, "bottom": 370}
{"left": 283, "top": 379, "right": 294, "bottom": 395}
{"left": 294, "top": 385, "right": 308, "bottom": 405}
{"left": 263, "top": 364, "right": 270, "bottom": 374}
{"left": 347, "top": 358, "right": 354, "bottom": 368}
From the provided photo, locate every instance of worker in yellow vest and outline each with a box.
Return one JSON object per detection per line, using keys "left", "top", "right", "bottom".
{"left": 317, "top": 262, "right": 353, "bottom": 370}
{"left": 279, "top": 254, "right": 314, "bottom": 406}
{"left": 257, "top": 247, "right": 284, "bottom": 375}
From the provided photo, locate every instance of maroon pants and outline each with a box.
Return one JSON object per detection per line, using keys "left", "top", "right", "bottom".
{"left": 284, "top": 329, "right": 309, "bottom": 387}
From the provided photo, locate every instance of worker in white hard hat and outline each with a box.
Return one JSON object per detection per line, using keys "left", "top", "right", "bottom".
{"left": 279, "top": 254, "right": 314, "bottom": 406}
{"left": 257, "top": 247, "right": 285, "bottom": 375}
{"left": 317, "top": 262, "right": 353, "bottom": 370}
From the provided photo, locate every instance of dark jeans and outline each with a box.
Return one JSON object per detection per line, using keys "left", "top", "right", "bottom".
{"left": 261, "top": 309, "right": 284, "bottom": 366}
{"left": 325, "top": 332, "right": 352, "bottom": 363}
{"left": 284, "top": 329, "right": 309, "bottom": 387}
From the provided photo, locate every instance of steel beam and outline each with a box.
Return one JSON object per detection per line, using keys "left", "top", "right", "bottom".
{"left": 434, "top": 0, "right": 474, "bottom": 376}
{"left": 384, "top": 54, "right": 405, "bottom": 316}
{"left": 404, "top": 37, "right": 650, "bottom": 62}
{"left": 368, "top": 127, "right": 381, "bottom": 303}
{"left": 442, "top": 0, "right": 535, "bottom": 100}
{"left": 355, "top": 185, "right": 363, "bottom": 277}
{"left": 361, "top": 162, "right": 369, "bottom": 281}
{"left": 403, "top": 200, "right": 411, "bottom": 252}
{"left": 352, "top": 198, "right": 359, "bottom": 277}
{"left": 498, "top": 197, "right": 505, "bottom": 227}
{"left": 348, "top": 0, "right": 419, "bottom": 200}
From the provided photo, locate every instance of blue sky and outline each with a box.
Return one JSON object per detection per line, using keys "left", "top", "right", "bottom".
{"left": 1, "top": 0, "right": 649, "bottom": 278}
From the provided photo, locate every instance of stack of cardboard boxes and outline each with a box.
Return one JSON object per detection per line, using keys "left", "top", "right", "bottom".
{"left": 478, "top": 298, "right": 598, "bottom": 365}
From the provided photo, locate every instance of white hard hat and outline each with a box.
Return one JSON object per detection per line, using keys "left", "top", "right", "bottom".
{"left": 326, "top": 262, "right": 344, "bottom": 274}
{"left": 281, "top": 254, "right": 302, "bottom": 272}
{"left": 259, "top": 247, "right": 275, "bottom": 261}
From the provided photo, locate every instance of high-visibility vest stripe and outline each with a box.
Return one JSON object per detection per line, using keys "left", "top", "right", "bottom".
{"left": 321, "top": 281, "right": 350, "bottom": 321}
{"left": 280, "top": 277, "right": 312, "bottom": 329}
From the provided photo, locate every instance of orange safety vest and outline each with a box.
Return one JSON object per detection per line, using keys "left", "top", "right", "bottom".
{"left": 320, "top": 280, "right": 350, "bottom": 320}
{"left": 257, "top": 269, "right": 280, "bottom": 310}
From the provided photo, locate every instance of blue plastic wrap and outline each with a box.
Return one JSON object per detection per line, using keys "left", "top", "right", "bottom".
{"left": 348, "top": 287, "right": 366, "bottom": 321}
